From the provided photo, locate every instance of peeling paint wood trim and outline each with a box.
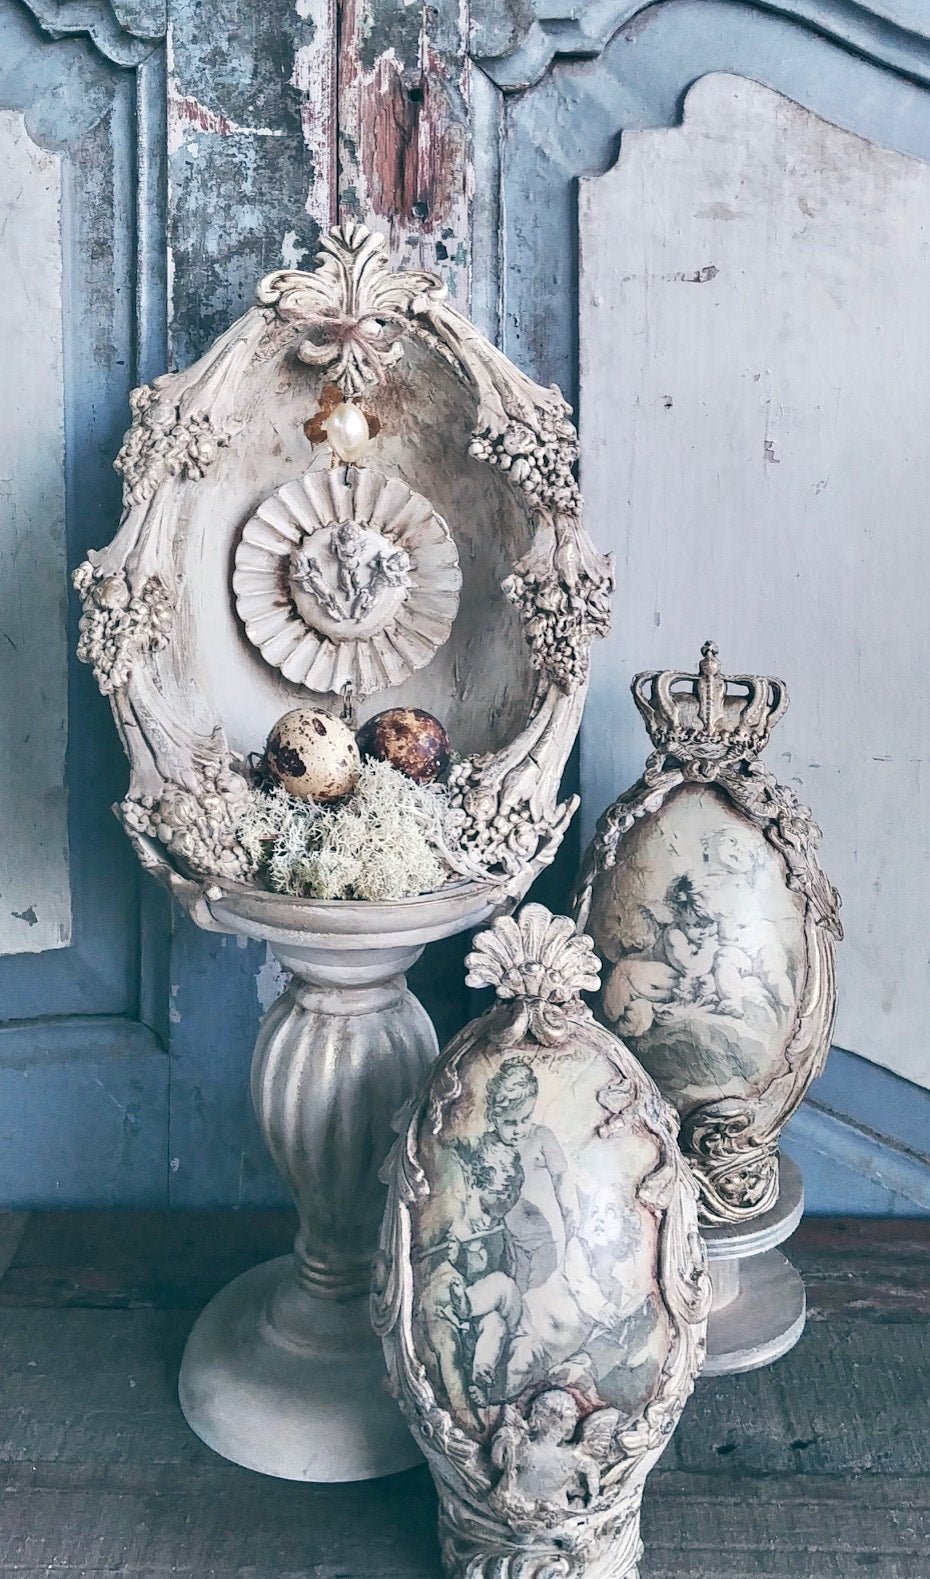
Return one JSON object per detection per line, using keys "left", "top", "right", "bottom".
{"left": 337, "top": 0, "right": 472, "bottom": 302}
{"left": 0, "top": 1015, "right": 165, "bottom": 1064}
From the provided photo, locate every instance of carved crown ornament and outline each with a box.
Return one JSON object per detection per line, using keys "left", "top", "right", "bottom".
{"left": 73, "top": 222, "right": 613, "bottom": 920}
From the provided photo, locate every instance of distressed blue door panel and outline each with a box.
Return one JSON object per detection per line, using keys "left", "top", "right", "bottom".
{"left": 0, "top": 1017, "right": 168, "bottom": 1205}
{"left": 0, "top": 3, "right": 167, "bottom": 1022}
{"left": 166, "top": 917, "right": 286, "bottom": 1208}
{"left": 0, "top": 2, "right": 168, "bottom": 1202}
{"left": 479, "top": 0, "right": 930, "bottom": 399}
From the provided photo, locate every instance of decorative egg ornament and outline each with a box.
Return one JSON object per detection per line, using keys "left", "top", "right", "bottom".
{"left": 357, "top": 707, "right": 450, "bottom": 784}
{"left": 575, "top": 643, "right": 842, "bottom": 1226}
{"left": 374, "top": 904, "right": 709, "bottom": 1579}
{"left": 264, "top": 708, "right": 361, "bottom": 802}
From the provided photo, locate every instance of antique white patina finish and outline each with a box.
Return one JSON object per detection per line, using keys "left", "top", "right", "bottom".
{"left": 74, "top": 221, "right": 612, "bottom": 895}
{"left": 575, "top": 644, "right": 842, "bottom": 1229}
{"left": 73, "top": 222, "right": 612, "bottom": 1480}
{"left": 374, "top": 905, "right": 709, "bottom": 1577}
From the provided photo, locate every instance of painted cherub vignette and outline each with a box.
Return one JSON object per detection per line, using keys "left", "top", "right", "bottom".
{"left": 373, "top": 905, "right": 710, "bottom": 1579}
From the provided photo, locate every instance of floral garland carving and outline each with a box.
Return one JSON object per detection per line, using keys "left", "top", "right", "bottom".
{"left": 445, "top": 759, "right": 578, "bottom": 884}
{"left": 502, "top": 521, "right": 614, "bottom": 695}
{"left": 114, "top": 380, "right": 229, "bottom": 507}
{"left": 72, "top": 563, "right": 173, "bottom": 694}
{"left": 468, "top": 403, "right": 580, "bottom": 515}
{"left": 121, "top": 758, "right": 254, "bottom": 883}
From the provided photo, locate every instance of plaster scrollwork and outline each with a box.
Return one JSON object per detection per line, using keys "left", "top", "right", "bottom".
{"left": 373, "top": 905, "right": 709, "bottom": 1579}
{"left": 74, "top": 222, "right": 611, "bottom": 908}
{"left": 575, "top": 644, "right": 843, "bottom": 1226}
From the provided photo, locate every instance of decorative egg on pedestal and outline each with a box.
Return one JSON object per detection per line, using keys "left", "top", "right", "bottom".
{"left": 373, "top": 904, "right": 709, "bottom": 1579}
{"left": 357, "top": 707, "right": 450, "bottom": 784}
{"left": 574, "top": 643, "right": 842, "bottom": 1375}
{"left": 264, "top": 708, "right": 361, "bottom": 801}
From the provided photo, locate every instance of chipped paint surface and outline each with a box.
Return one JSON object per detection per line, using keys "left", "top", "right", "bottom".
{"left": 337, "top": 0, "right": 471, "bottom": 299}
{"left": 166, "top": 1, "right": 328, "bottom": 367}
{"left": 0, "top": 110, "right": 71, "bottom": 956}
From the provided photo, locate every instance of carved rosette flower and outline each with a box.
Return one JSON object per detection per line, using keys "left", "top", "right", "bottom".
{"left": 464, "top": 904, "right": 600, "bottom": 1045}
{"left": 72, "top": 562, "right": 173, "bottom": 694}
{"left": 114, "top": 381, "right": 229, "bottom": 507}
{"left": 233, "top": 464, "right": 461, "bottom": 698}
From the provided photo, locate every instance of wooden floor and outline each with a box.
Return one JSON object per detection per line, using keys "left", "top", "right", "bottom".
{"left": 0, "top": 1212, "right": 927, "bottom": 1578}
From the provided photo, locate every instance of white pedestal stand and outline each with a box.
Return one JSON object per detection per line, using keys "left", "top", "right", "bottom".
{"left": 177, "top": 881, "right": 498, "bottom": 1482}
{"left": 702, "top": 1155, "right": 805, "bottom": 1376}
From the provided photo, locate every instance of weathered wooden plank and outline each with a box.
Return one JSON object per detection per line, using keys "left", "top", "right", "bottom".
{"left": 790, "top": 1217, "right": 930, "bottom": 1320}
{"left": 1, "top": 1211, "right": 928, "bottom": 1576}
{"left": 0, "top": 1468, "right": 926, "bottom": 1577}
{"left": 671, "top": 1321, "right": 930, "bottom": 1478}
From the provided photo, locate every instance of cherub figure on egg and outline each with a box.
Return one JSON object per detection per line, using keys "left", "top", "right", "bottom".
{"left": 264, "top": 708, "right": 360, "bottom": 802}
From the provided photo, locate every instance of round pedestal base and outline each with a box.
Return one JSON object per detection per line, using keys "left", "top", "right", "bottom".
{"left": 703, "top": 1248, "right": 806, "bottom": 1375}
{"left": 702, "top": 1155, "right": 806, "bottom": 1377}
{"left": 178, "top": 1256, "right": 421, "bottom": 1482}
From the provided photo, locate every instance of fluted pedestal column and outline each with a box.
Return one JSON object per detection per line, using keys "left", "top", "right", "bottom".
{"left": 177, "top": 883, "right": 498, "bottom": 1482}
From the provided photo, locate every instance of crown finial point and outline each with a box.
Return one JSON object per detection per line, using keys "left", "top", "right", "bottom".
{"left": 700, "top": 640, "right": 720, "bottom": 675}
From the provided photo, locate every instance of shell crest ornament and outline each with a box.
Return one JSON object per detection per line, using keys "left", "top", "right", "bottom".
{"left": 373, "top": 905, "right": 709, "bottom": 1579}
{"left": 574, "top": 644, "right": 842, "bottom": 1227}
{"left": 233, "top": 465, "right": 462, "bottom": 700}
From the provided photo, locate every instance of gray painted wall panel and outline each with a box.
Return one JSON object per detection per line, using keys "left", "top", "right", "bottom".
{"left": 0, "top": 108, "right": 71, "bottom": 957}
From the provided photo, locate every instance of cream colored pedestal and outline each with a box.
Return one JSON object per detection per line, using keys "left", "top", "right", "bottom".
{"left": 178, "top": 882, "right": 498, "bottom": 1482}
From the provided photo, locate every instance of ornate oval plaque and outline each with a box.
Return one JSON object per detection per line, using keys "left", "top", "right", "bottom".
{"left": 233, "top": 464, "right": 462, "bottom": 698}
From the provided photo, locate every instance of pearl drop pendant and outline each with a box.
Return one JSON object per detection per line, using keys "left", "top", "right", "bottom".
{"left": 325, "top": 400, "right": 370, "bottom": 463}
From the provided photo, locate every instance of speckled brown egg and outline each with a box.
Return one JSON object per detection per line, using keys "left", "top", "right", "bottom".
{"left": 356, "top": 708, "right": 450, "bottom": 785}
{"left": 264, "top": 709, "right": 361, "bottom": 802}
